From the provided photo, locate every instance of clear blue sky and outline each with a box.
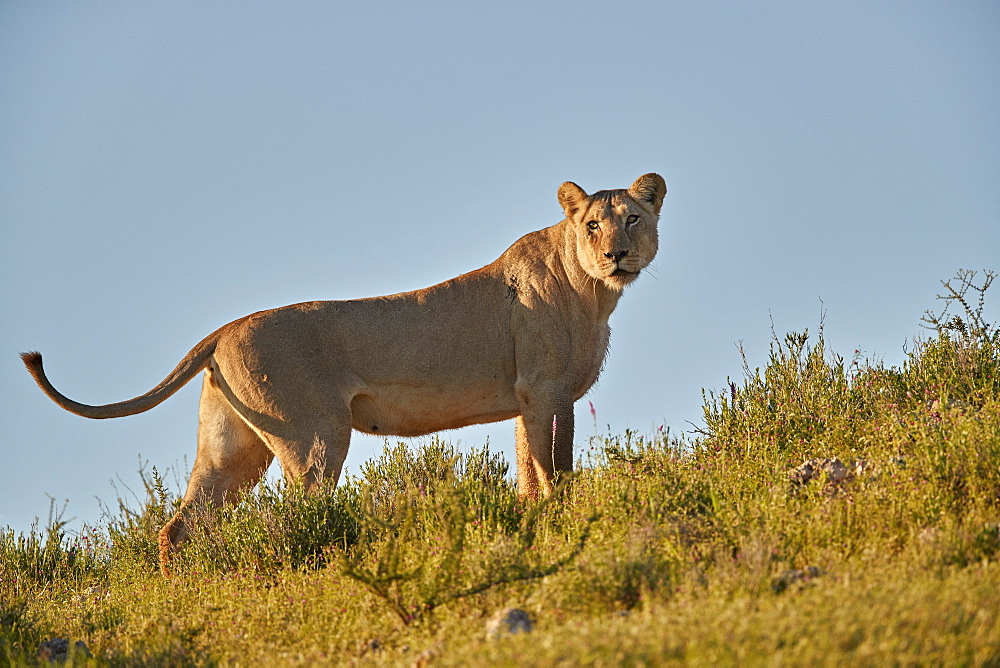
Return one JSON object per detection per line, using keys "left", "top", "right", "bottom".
{"left": 2, "top": 2, "right": 997, "bottom": 534}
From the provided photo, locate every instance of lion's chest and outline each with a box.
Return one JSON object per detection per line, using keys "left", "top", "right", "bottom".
{"left": 572, "top": 322, "right": 611, "bottom": 400}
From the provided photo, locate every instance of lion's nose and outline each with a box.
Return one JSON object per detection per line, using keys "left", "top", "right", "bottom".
{"left": 604, "top": 250, "right": 629, "bottom": 262}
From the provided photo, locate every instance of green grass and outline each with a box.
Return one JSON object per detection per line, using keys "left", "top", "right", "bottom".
{"left": 3, "top": 269, "right": 999, "bottom": 666}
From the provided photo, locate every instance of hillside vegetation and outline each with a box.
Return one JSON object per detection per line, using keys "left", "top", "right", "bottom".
{"left": 3, "top": 270, "right": 999, "bottom": 666}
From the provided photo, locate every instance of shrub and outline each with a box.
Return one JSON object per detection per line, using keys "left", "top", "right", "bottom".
{"left": 338, "top": 442, "right": 592, "bottom": 624}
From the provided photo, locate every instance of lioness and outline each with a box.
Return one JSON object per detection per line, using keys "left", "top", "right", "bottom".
{"left": 22, "top": 173, "right": 666, "bottom": 574}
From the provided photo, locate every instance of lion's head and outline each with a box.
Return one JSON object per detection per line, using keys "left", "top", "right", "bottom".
{"left": 557, "top": 173, "right": 666, "bottom": 291}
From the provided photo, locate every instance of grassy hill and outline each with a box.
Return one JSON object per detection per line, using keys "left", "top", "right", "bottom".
{"left": 3, "top": 270, "right": 999, "bottom": 666}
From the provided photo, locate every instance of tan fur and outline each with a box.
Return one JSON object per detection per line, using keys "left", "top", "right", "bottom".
{"left": 21, "top": 173, "right": 666, "bottom": 575}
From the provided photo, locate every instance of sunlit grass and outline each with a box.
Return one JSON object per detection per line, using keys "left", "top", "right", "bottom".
{"left": 2, "top": 270, "right": 998, "bottom": 665}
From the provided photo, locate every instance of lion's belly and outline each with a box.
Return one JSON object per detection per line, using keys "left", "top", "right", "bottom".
{"left": 349, "top": 383, "right": 521, "bottom": 437}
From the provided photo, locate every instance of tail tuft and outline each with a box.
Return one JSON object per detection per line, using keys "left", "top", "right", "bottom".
{"left": 20, "top": 350, "right": 43, "bottom": 372}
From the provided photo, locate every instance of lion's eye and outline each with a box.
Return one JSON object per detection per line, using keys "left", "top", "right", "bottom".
{"left": 587, "top": 221, "right": 600, "bottom": 231}
{"left": 626, "top": 214, "right": 640, "bottom": 226}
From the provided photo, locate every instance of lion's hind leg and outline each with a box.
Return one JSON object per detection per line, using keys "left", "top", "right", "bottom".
{"left": 263, "top": 413, "right": 352, "bottom": 491}
{"left": 158, "top": 372, "right": 273, "bottom": 576}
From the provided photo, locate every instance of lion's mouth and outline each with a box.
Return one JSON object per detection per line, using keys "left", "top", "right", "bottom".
{"left": 611, "top": 268, "right": 639, "bottom": 279}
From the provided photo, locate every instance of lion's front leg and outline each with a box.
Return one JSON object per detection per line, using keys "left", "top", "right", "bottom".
{"left": 514, "top": 385, "right": 574, "bottom": 499}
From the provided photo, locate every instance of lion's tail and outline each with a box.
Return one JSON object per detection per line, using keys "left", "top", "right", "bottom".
{"left": 20, "top": 325, "right": 226, "bottom": 420}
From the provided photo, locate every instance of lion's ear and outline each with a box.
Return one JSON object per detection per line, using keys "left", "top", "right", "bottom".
{"left": 558, "top": 181, "right": 589, "bottom": 219}
{"left": 628, "top": 173, "right": 667, "bottom": 215}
